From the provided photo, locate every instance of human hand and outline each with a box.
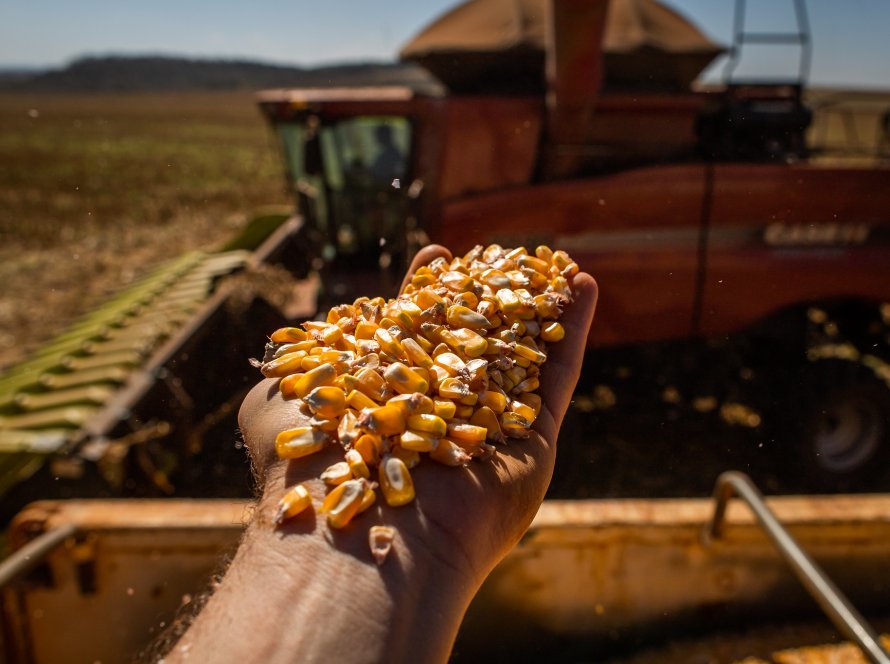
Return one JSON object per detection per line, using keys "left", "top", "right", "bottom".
{"left": 239, "top": 243, "right": 598, "bottom": 585}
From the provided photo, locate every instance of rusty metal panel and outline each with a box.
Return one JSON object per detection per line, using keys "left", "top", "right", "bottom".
{"left": 4, "top": 496, "right": 890, "bottom": 662}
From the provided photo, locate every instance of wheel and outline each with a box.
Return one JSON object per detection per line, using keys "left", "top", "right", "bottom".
{"left": 791, "top": 356, "right": 890, "bottom": 490}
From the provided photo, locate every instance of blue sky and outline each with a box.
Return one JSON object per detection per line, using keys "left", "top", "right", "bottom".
{"left": 1, "top": 0, "right": 888, "bottom": 90}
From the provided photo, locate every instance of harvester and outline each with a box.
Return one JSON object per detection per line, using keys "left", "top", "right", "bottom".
{"left": 2, "top": 0, "right": 890, "bottom": 661}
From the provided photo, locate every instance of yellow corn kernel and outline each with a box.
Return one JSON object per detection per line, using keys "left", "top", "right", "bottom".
{"left": 429, "top": 438, "right": 472, "bottom": 466}
{"left": 540, "top": 321, "right": 565, "bottom": 342}
{"left": 504, "top": 366, "right": 527, "bottom": 386}
{"left": 516, "top": 392, "right": 542, "bottom": 417}
{"left": 500, "top": 411, "right": 531, "bottom": 438}
{"left": 480, "top": 268, "right": 511, "bottom": 290}
{"left": 354, "top": 433, "right": 382, "bottom": 465}
{"left": 454, "top": 404, "right": 475, "bottom": 419}
{"left": 406, "top": 413, "right": 448, "bottom": 437}
{"left": 411, "top": 272, "right": 437, "bottom": 288}
{"left": 433, "top": 398, "right": 457, "bottom": 420}
{"left": 402, "top": 337, "right": 433, "bottom": 368}
{"left": 494, "top": 288, "right": 521, "bottom": 314}
{"left": 434, "top": 352, "right": 466, "bottom": 376}
{"left": 438, "top": 377, "right": 472, "bottom": 399}
{"left": 355, "top": 366, "right": 390, "bottom": 402}
{"left": 321, "top": 461, "right": 352, "bottom": 485}
{"left": 374, "top": 327, "right": 409, "bottom": 362}
{"left": 512, "top": 353, "right": 531, "bottom": 368}
{"left": 513, "top": 376, "right": 540, "bottom": 393}
{"left": 369, "top": 525, "right": 395, "bottom": 565}
{"left": 391, "top": 445, "right": 421, "bottom": 468}
{"left": 478, "top": 389, "right": 508, "bottom": 413}
{"left": 454, "top": 291, "right": 479, "bottom": 309}
{"left": 400, "top": 430, "right": 438, "bottom": 452}
{"left": 281, "top": 363, "right": 337, "bottom": 399}
{"left": 457, "top": 392, "right": 478, "bottom": 406}
{"left": 505, "top": 246, "right": 528, "bottom": 260}
{"left": 274, "top": 483, "right": 312, "bottom": 525}
{"left": 513, "top": 341, "right": 547, "bottom": 364}
{"left": 355, "top": 320, "right": 379, "bottom": 340}
{"left": 447, "top": 423, "right": 487, "bottom": 443}
{"left": 300, "top": 355, "right": 322, "bottom": 371}
{"left": 413, "top": 287, "right": 445, "bottom": 310}
{"left": 320, "top": 479, "right": 367, "bottom": 529}
{"left": 509, "top": 399, "right": 536, "bottom": 423}
{"left": 383, "top": 361, "right": 430, "bottom": 395}
{"left": 465, "top": 358, "right": 489, "bottom": 388}
{"left": 379, "top": 456, "right": 415, "bottom": 506}
{"left": 336, "top": 373, "right": 359, "bottom": 393}
{"left": 260, "top": 350, "right": 308, "bottom": 378}
{"left": 446, "top": 305, "right": 491, "bottom": 330}
{"left": 552, "top": 249, "right": 573, "bottom": 270}
{"left": 270, "top": 327, "right": 309, "bottom": 344}
{"left": 275, "top": 427, "right": 328, "bottom": 460}
{"left": 388, "top": 392, "right": 434, "bottom": 416}
{"left": 535, "top": 245, "right": 554, "bottom": 263}
{"left": 441, "top": 271, "right": 474, "bottom": 292}
{"left": 505, "top": 270, "right": 530, "bottom": 290}
{"left": 358, "top": 405, "right": 406, "bottom": 437}
{"left": 518, "top": 255, "right": 551, "bottom": 275}
{"left": 470, "top": 406, "right": 505, "bottom": 443}
{"left": 305, "top": 385, "right": 347, "bottom": 420}
{"left": 344, "top": 389, "right": 377, "bottom": 412}
{"left": 441, "top": 327, "right": 488, "bottom": 358}
{"left": 551, "top": 275, "right": 573, "bottom": 299}
{"left": 345, "top": 448, "right": 370, "bottom": 479}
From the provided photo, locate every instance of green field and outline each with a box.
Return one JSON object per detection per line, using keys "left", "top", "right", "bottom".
{"left": 0, "top": 91, "right": 289, "bottom": 369}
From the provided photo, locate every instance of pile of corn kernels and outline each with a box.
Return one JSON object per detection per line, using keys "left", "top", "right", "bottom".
{"left": 256, "top": 244, "right": 577, "bottom": 562}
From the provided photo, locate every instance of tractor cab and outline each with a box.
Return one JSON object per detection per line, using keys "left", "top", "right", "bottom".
{"left": 257, "top": 88, "right": 426, "bottom": 302}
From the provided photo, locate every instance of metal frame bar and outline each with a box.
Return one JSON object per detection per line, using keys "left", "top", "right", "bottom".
{"left": 703, "top": 471, "right": 890, "bottom": 664}
{"left": 0, "top": 525, "right": 78, "bottom": 590}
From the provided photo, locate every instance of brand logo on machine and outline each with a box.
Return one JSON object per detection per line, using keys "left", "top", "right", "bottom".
{"left": 763, "top": 222, "right": 871, "bottom": 247}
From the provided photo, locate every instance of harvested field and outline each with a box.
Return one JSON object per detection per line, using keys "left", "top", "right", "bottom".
{"left": 0, "top": 91, "right": 289, "bottom": 369}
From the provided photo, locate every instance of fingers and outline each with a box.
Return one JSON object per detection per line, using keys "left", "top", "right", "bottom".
{"left": 400, "top": 245, "right": 453, "bottom": 293}
{"left": 535, "top": 272, "right": 598, "bottom": 442}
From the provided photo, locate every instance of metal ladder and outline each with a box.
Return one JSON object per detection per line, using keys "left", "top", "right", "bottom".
{"left": 723, "top": 0, "right": 812, "bottom": 86}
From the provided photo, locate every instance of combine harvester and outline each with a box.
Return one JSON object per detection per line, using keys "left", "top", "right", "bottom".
{"left": 2, "top": 0, "right": 890, "bottom": 661}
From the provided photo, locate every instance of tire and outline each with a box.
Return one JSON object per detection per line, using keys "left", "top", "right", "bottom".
{"left": 792, "top": 356, "right": 890, "bottom": 490}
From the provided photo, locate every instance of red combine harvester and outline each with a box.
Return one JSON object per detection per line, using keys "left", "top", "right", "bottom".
{"left": 256, "top": 0, "right": 890, "bottom": 486}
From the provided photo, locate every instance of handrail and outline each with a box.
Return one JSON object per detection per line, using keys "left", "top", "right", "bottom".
{"left": 0, "top": 524, "right": 78, "bottom": 590}
{"left": 703, "top": 471, "right": 890, "bottom": 664}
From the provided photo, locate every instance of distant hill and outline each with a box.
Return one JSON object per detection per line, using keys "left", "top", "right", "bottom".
{"left": 1, "top": 55, "right": 443, "bottom": 93}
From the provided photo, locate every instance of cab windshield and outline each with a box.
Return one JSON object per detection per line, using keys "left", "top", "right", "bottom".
{"left": 278, "top": 115, "right": 412, "bottom": 269}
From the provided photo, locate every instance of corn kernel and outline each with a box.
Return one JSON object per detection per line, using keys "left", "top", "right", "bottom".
{"left": 261, "top": 351, "right": 308, "bottom": 378}
{"left": 447, "top": 423, "right": 488, "bottom": 443}
{"left": 446, "top": 305, "right": 491, "bottom": 330}
{"left": 305, "top": 386, "right": 347, "bottom": 420}
{"left": 282, "top": 363, "right": 338, "bottom": 399}
{"left": 433, "top": 398, "right": 457, "bottom": 420}
{"left": 470, "top": 406, "right": 505, "bottom": 444}
{"left": 402, "top": 337, "right": 433, "bottom": 368}
{"left": 478, "top": 389, "right": 508, "bottom": 413}
{"left": 321, "top": 461, "right": 352, "bottom": 485}
{"left": 388, "top": 392, "right": 434, "bottom": 416}
{"left": 383, "top": 361, "right": 430, "bottom": 395}
{"left": 379, "top": 456, "right": 415, "bottom": 506}
{"left": 406, "top": 413, "right": 447, "bottom": 437}
{"left": 400, "top": 430, "right": 438, "bottom": 452}
{"left": 429, "top": 438, "right": 472, "bottom": 466}
{"left": 345, "top": 448, "right": 370, "bottom": 479}
{"left": 369, "top": 525, "right": 395, "bottom": 565}
{"left": 346, "top": 389, "right": 379, "bottom": 412}
{"left": 275, "top": 427, "right": 328, "bottom": 460}
{"left": 540, "top": 321, "right": 565, "bottom": 342}
{"left": 321, "top": 479, "right": 366, "bottom": 529}
{"left": 270, "top": 327, "right": 308, "bottom": 344}
{"left": 358, "top": 405, "right": 406, "bottom": 437}
{"left": 354, "top": 433, "right": 382, "bottom": 465}
{"left": 274, "top": 483, "right": 312, "bottom": 525}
